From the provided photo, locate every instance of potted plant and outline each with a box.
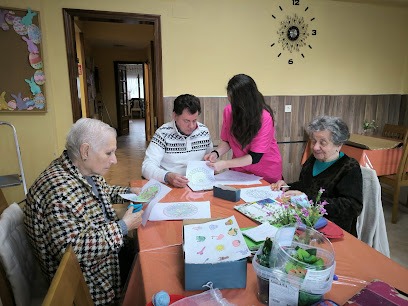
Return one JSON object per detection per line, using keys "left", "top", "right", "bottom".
{"left": 362, "top": 119, "right": 378, "bottom": 136}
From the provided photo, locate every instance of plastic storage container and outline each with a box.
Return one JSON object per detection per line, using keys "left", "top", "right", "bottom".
{"left": 252, "top": 224, "right": 336, "bottom": 305}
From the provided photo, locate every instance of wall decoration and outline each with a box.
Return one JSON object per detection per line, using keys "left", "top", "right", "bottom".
{"left": 0, "top": 7, "right": 46, "bottom": 112}
{"left": 270, "top": 0, "right": 317, "bottom": 64}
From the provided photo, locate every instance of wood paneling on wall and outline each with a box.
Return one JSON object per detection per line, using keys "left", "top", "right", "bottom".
{"left": 163, "top": 94, "right": 406, "bottom": 182}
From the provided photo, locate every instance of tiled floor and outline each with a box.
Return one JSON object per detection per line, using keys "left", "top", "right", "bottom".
{"left": 105, "top": 119, "right": 408, "bottom": 269}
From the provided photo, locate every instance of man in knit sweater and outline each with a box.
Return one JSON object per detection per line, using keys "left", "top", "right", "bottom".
{"left": 142, "top": 94, "right": 213, "bottom": 187}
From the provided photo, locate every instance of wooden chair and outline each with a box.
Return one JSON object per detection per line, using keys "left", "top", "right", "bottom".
{"left": 381, "top": 124, "right": 408, "bottom": 141}
{"left": 130, "top": 98, "right": 144, "bottom": 119}
{"left": 379, "top": 131, "right": 408, "bottom": 223}
{"left": 42, "top": 245, "right": 93, "bottom": 306}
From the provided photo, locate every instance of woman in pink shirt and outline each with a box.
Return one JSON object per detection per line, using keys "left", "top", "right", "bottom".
{"left": 205, "top": 74, "right": 283, "bottom": 183}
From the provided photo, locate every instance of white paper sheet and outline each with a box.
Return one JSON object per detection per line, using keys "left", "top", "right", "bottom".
{"left": 140, "top": 179, "right": 172, "bottom": 226}
{"left": 214, "top": 170, "right": 263, "bottom": 185}
{"left": 183, "top": 216, "right": 251, "bottom": 264}
{"left": 240, "top": 185, "right": 283, "bottom": 202}
{"left": 149, "top": 201, "right": 211, "bottom": 221}
{"left": 186, "top": 161, "right": 215, "bottom": 191}
{"left": 242, "top": 222, "right": 279, "bottom": 242}
{"left": 119, "top": 193, "right": 150, "bottom": 203}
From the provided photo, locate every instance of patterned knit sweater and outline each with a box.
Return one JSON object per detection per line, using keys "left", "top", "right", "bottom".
{"left": 290, "top": 154, "right": 363, "bottom": 235}
{"left": 24, "top": 151, "right": 129, "bottom": 305}
{"left": 142, "top": 120, "right": 213, "bottom": 182}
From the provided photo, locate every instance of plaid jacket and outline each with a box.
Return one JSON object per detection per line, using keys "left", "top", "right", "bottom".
{"left": 24, "top": 151, "right": 129, "bottom": 305}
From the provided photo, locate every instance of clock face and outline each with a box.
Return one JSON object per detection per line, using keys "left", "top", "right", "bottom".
{"left": 271, "top": 0, "right": 317, "bottom": 64}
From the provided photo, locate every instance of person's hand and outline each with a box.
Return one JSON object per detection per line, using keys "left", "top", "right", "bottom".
{"left": 122, "top": 207, "right": 143, "bottom": 231}
{"left": 129, "top": 187, "right": 141, "bottom": 194}
{"left": 204, "top": 151, "right": 218, "bottom": 163}
{"left": 206, "top": 160, "right": 227, "bottom": 172}
{"left": 284, "top": 190, "right": 304, "bottom": 197}
{"left": 167, "top": 172, "right": 189, "bottom": 188}
{"left": 270, "top": 180, "right": 288, "bottom": 191}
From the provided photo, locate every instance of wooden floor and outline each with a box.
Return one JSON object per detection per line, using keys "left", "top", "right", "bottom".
{"left": 105, "top": 119, "right": 408, "bottom": 269}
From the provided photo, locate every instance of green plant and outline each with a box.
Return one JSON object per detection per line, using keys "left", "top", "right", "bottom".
{"left": 363, "top": 119, "right": 378, "bottom": 131}
{"left": 256, "top": 237, "right": 273, "bottom": 268}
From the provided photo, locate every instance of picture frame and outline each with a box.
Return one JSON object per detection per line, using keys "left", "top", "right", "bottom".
{"left": 0, "top": 7, "right": 46, "bottom": 113}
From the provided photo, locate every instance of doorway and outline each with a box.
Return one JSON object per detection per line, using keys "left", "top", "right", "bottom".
{"left": 114, "top": 62, "right": 147, "bottom": 136}
{"left": 62, "top": 8, "right": 163, "bottom": 140}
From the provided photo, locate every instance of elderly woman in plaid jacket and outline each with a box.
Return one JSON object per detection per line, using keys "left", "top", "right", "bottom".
{"left": 24, "top": 118, "right": 143, "bottom": 305}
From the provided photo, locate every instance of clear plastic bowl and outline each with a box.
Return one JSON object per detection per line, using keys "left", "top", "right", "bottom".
{"left": 252, "top": 224, "right": 336, "bottom": 305}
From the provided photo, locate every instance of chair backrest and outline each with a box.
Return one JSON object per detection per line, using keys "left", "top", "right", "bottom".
{"left": 396, "top": 131, "right": 408, "bottom": 182}
{"left": 357, "top": 167, "right": 390, "bottom": 257}
{"left": 0, "top": 189, "right": 8, "bottom": 215}
{"left": 42, "top": 245, "right": 93, "bottom": 306}
{"left": 0, "top": 200, "right": 48, "bottom": 306}
{"left": 130, "top": 98, "right": 140, "bottom": 109}
{"left": 381, "top": 124, "right": 408, "bottom": 141}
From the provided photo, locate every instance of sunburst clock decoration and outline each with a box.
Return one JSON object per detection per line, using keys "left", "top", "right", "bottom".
{"left": 271, "top": 1, "right": 317, "bottom": 64}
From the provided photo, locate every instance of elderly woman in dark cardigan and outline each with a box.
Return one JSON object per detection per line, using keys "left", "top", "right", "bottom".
{"left": 272, "top": 116, "right": 363, "bottom": 236}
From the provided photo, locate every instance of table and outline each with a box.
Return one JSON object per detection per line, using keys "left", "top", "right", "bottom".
{"left": 301, "top": 135, "right": 404, "bottom": 176}
{"left": 123, "top": 181, "right": 408, "bottom": 306}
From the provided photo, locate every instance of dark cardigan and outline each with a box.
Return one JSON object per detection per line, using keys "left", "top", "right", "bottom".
{"left": 289, "top": 154, "right": 363, "bottom": 236}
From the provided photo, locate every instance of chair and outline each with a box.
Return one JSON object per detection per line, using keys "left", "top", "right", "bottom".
{"left": 130, "top": 98, "right": 144, "bottom": 119}
{"left": 42, "top": 245, "right": 93, "bottom": 306}
{"left": 357, "top": 167, "right": 390, "bottom": 257}
{"left": 381, "top": 124, "right": 408, "bottom": 141}
{"left": 379, "top": 131, "right": 408, "bottom": 223}
{"left": 0, "top": 190, "right": 48, "bottom": 306}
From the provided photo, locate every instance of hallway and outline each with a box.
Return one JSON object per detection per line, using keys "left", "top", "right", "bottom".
{"left": 105, "top": 119, "right": 408, "bottom": 269}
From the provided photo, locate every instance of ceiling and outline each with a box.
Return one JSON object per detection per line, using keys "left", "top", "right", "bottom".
{"left": 76, "top": 20, "right": 154, "bottom": 51}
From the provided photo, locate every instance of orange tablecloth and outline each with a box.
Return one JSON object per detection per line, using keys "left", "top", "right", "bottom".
{"left": 123, "top": 181, "right": 408, "bottom": 306}
{"left": 123, "top": 238, "right": 408, "bottom": 306}
{"left": 301, "top": 139, "right": 404, "bottom": 176}
{"left": 131, "top": 180, "right": 268, "bottom": 252}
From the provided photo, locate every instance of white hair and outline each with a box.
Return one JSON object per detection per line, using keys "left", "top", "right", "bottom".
{"left": 66, "top": 118, "right": 117, "bottom": 162}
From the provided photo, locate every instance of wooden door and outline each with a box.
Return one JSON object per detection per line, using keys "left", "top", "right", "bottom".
{"left": 116, "top": 64, "right": 129, "bottom": 135}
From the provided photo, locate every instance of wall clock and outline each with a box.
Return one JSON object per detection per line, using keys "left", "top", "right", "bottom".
{"left": 270, "top": 0, "right": 317, "bottom": 64}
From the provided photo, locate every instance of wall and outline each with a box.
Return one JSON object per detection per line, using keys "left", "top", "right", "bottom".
{"left": 92, "top": 47, "right": 149, "bottom": 129}
{"left": 0, "top": 0, "right": 407, "bottom": 203}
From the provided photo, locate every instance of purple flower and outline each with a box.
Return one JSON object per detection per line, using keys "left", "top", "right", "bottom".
{"left": 301, "top": 208, "right": 309, "bottom": 217}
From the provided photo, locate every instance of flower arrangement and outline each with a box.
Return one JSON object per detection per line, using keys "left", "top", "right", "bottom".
{"left": 272, "top": 188, "right": 328, "bottom": 228}
{"left": 362, "top": 119, "right": 378, "bottom": 132}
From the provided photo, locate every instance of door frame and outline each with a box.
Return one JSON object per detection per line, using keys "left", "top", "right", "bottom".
{"left": 62, "top": 8, "right": 164, "bottom": 131}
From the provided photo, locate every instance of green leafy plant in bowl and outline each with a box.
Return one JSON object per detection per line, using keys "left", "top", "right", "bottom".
{"left": 254, "top": 235, "right": 330, "bottom": 305}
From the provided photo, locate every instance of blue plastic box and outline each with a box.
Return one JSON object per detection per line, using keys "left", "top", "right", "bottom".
{"left": 183, "top": 219, "right": 247, "bottom": 290}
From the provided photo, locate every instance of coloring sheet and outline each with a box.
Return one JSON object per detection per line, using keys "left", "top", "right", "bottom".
{"left": 186, "top": 161, "right": 215, "bottom": 191}
{"left": 140, "top": 179, "right": 172, "bottom": 226}
{"left": 183, "top": 216, "right": 251, "bottom": 264}
{"left": 149, "top": 201, "right": 211, "bottom": 221}
{"left": 214, "top": 170, "right": 263, "bottom": 185}
{"left": 240, "top": 185, "right": 283, "bottom": 203}
{"left": 235, "top": 198, "right": 285, "bottom": 226}
{"left": 119, "top": 189, "right": 158, "bottom": 203}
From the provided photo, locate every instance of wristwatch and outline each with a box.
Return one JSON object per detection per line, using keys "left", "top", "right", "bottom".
{"left": 211, "top": 150, "right": 220, "bottom": 158}
{"left": 164, "top": 172, "right": 170, "bottom": 183}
